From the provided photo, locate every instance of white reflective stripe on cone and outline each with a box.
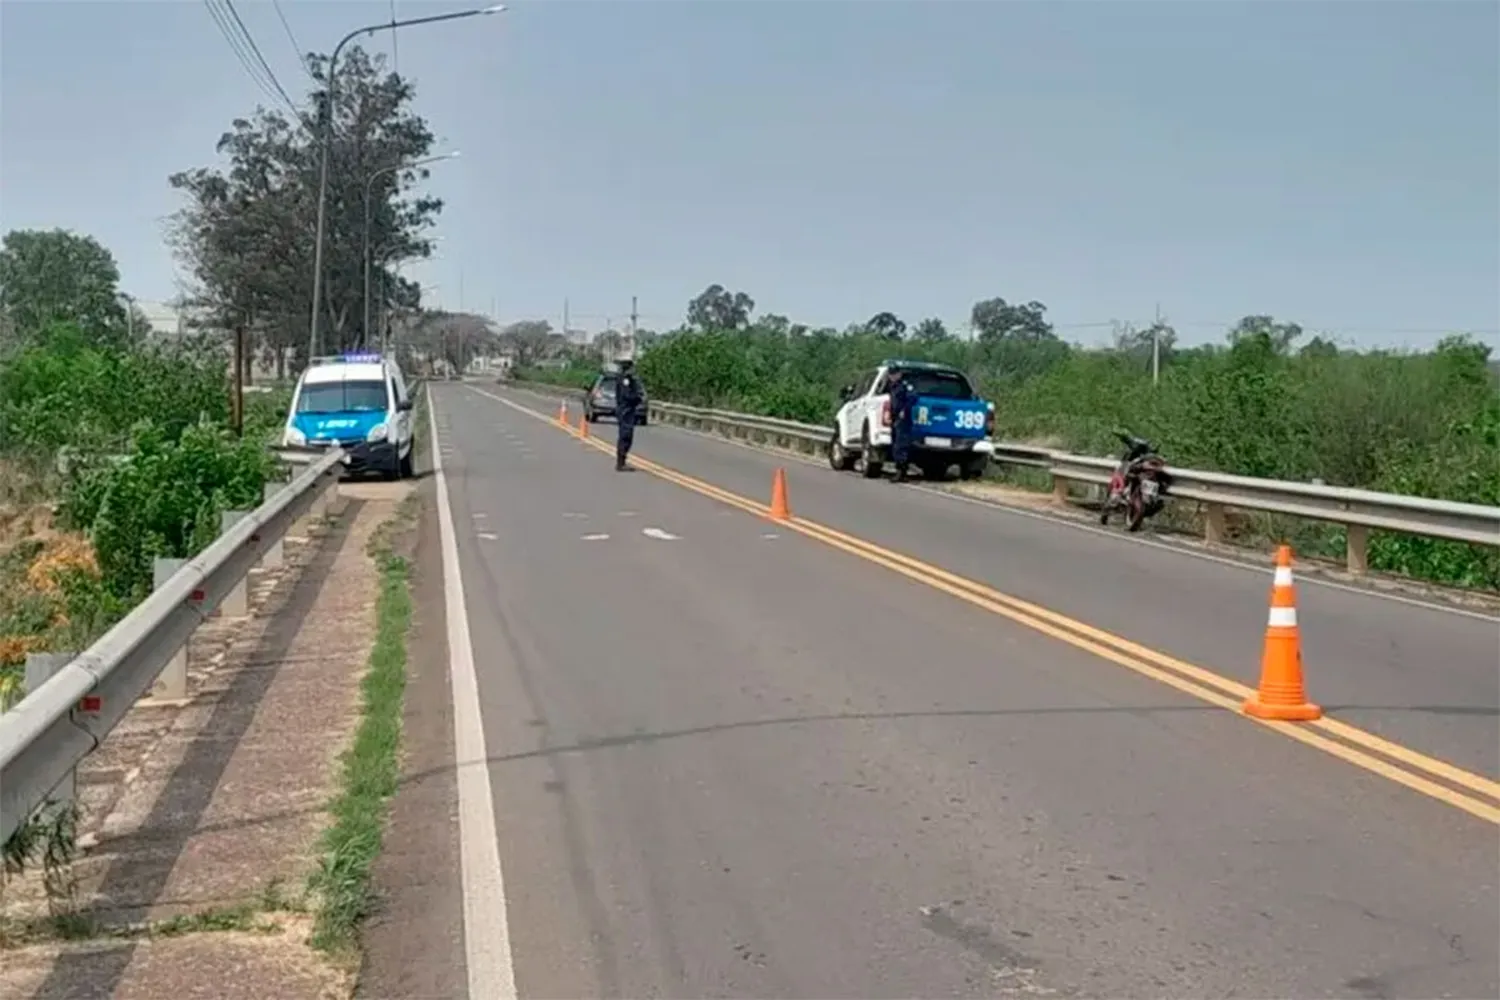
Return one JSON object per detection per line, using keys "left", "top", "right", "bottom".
{"left": 1267, "top": 606, "right": 1298, "bottom": 628}
{"left": 1273, "top": 567, "right": 1294, "bottom": 587}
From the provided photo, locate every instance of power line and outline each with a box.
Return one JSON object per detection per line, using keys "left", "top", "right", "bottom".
{"left": 270, "top": 0, "right": 312, "bottom": 78}
{"left": 201, "top": 0, "right": 297, "bottom": 114}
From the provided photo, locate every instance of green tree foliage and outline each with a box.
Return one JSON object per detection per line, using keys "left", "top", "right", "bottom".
{"left": 526, "top": 283, "right": 1499, "bottom": 588}
{"left": 0, "top": 229, "right": 131, "bottom": 351}
{"left": 59, "top": 420, "right": 274, "bottom": 600}
{"left": 168, "top": 46, "right": 441, "bottom": 363}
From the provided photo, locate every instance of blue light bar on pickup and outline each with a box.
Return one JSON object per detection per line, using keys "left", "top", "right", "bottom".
{"left": 339, "top": 351, "right": 382, "bottom": 364}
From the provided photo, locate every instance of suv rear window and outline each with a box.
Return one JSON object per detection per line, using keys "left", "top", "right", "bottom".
{"left": 896, "top": 369, "right": 973, "bottom": 399}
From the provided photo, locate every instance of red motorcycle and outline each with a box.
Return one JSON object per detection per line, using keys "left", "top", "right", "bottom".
{"left": 1100, "top": 432, "right": 1170, "bottom": 532}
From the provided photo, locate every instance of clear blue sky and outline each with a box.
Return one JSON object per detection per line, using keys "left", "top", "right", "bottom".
{"left": 2, "top": 0, "right": 1496, "bottom": 348}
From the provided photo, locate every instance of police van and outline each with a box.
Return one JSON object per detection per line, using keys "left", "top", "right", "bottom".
{"left": 281, "top": 352, "right": 415, "bottom": 479}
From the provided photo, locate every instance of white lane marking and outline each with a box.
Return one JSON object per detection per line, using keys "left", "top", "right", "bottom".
{"left": 582, "top": 532, "right": 610, "bottom": 541}
{"left": 643, "top": 527, "right": 680, "bottom": 540}
{"left": 562, "top": 511, "right": 589, "bottom": 519}
{"left": 478, "top": 532, "right": 499, "bottom": 541}
{"left": 472, "top": 512, "right": 488, "bottom": 519}
{"left": 429, "top": 392, "right": 519, "bottom": 1000}
{"left": 618, "top": 510, "right": 639, "bottom": 517}
{"left": 761, "top": 532, "right": 780, "bottom": 539}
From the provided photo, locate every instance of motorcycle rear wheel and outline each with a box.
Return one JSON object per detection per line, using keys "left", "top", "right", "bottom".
{"left": 1125, "top": 491, "right": 1147, "bottom": 532}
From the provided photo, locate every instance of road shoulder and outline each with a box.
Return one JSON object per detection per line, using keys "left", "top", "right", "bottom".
{"left": 355, "top": 475, "right": 466, "bottom": 999}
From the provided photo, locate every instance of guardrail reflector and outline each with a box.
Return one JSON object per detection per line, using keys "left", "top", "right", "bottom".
{"left": 78, "top": 695, "right": 102, "bottom": 714}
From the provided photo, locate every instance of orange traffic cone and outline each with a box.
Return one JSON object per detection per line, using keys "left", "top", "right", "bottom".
{"left": 557, "top": 400, "right": 568, "bottom": 425}
{"left": 1242, "top": 546, "right": 1321, "bottom": 721}
{"left": 578, "top": 413, "right": 590, "bottom": 439}
{"left": 768, "top": 467, "right": 791, "bottom": 521}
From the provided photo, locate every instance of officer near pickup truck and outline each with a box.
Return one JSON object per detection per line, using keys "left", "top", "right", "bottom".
{"left": 888, "top": 371, "right": 915, "bottom": 483}
{"left": 614, "top": 359, "right": 644, "bottom": 471}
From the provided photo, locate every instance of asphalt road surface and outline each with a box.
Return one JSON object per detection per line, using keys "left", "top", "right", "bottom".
{"left": 421, "top": 382, "right": 1499, "bottom": 999}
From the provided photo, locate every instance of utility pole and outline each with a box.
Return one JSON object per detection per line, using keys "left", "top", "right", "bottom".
{"left": 563, "top": 297, "right": 570, "bottom": 342}
{"left": 1151, "top": 302, "right": 1162, "bottom": 387}
{"left": 231, "top": 319, "right": 246, "bottom": 438}
{"left": 629, "top": 294, "right": 638, "bottom": 359}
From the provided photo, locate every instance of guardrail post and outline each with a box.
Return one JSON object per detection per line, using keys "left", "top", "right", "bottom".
{"left": 23, "top": 652, "right": 78, "bottom": 808}
{"left": 149, "top": 558, "right": 190, "bottom": 702}
{"left": 1346, "top": 524, "right": 1370, "bottom": 575}
{"left": 1051, "top": 474, "right": 1069, "bottom": 504}
{"left": 259, "top": 482, "right": 284, "bottom": 569}
{"left": 218, "top": 510, "right": 251, "bottom": 619}
{"left": 1203, "top": 502, "right": 1228, "bottom": 545}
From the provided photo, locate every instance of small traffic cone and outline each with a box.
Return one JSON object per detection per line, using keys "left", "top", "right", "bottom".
{"left": 1242, "top": 546, "right": 1322, "bottom": 721}
{"left": 557, "top": 400, "right": 568, "bottom": 425}
{"left": 578, "top": 413, "right": 590, "bottom": 439}
{"left": 768, "top": 467, "right": 791, "bottom": 521}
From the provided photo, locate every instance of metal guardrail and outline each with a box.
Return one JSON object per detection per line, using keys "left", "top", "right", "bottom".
{"left": 0, "top": 450, "right": 344, "bottom": 844}
{"left": 507, "top": 379, "right": 1500, "bottom": 574}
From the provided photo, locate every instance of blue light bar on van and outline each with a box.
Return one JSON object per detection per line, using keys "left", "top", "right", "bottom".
{"left": 339, "top": 351, "right": 382, "bottom": 363}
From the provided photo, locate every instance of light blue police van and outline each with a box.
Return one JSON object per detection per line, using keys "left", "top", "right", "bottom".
{"left": 281, "top": 352, "right": 415, "bottom": 479}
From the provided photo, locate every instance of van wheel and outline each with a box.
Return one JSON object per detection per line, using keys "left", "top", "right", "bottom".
{"left": 860, "top": 425, "right": 884, "bottom": 479}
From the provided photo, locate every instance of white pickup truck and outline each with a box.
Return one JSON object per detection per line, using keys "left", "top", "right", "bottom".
{"left": 828, "top": 360, "right": 995, "bottom": 481}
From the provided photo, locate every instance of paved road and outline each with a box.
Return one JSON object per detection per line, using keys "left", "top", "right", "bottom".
{"left": 505, "top": 384, "right": 1500, "bottom": 780}
{"left": 417, "top": 383, "right": 1497, "bottom": 999}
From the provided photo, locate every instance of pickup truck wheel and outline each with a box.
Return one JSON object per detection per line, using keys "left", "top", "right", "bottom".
{"left": 921, "top": 461, "right": 952, "bottom": 483}
{"left": 859, "top": 425, "right": 884, "bottom": 479}
{"left": 828, "top": 431, "right": 857, "bottom": 472}
{"left": 959, "top": 457, "right": 987, "bottom": 481}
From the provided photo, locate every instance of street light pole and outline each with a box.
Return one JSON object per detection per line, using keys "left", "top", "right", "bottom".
{"left": 306, "top": 3, "right": 505, "bottom": 363}
{"left": 364, "top": 152, "right": 458, "bottom": 349}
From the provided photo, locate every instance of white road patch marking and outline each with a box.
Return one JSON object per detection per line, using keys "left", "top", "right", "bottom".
{"left": 643, "top": 527, "right": 680, "bottom": 540}
{"left": 478, "top": 532, "right": 499, "bottom": 541}
{"left": 471, "top": 512, "right": 488, "bottom": 519}
{"left": 428, "top": 390, "right": 518, "bottom": 1000}
{"left": 761, "top": 532, "right": 780, "bottom": 539}
{"left": 561, "top": 511, "right": 589, "bottom": 519}
{"left": 617, "top": 510, "right": 639, "bottom": 517}
{"left": 581, "top": 532, "right": 610, "bottom": 541}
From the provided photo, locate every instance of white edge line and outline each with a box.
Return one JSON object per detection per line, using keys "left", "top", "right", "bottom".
{"left": 430, "top": 388, "right": 520, "bottom": 1000}
{"left": 484, "top": 384, "right": 1499, "bottom": 622}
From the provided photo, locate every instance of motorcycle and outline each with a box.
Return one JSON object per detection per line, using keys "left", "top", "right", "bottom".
{"left": 1099, "top": 431, "right": 1170, "bottom": 532}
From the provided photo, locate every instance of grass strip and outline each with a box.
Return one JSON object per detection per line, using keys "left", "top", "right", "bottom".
{"left": 306, "top": 507, "right": 416, "bottom": 956}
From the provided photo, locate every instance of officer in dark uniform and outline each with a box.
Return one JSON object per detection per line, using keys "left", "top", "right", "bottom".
{"left": 888, "top": 371, "right": 915, "bottom": 483}
{"left": 614, "top": 359, "right": 644, "bottom": 471}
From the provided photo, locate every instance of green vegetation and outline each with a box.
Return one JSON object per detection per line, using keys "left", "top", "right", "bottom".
{"left": 307, "top": 495, "right": 418, "bottom": 957}
{"left": 1, "top": 227, "right": 292, "bottom": 865}
{"left": 519, "top": 285, "right": 1499, "bottom": 590}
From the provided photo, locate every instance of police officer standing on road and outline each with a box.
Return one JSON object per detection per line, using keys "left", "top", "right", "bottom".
{"left": 888, "top": 371, "right": 915, "bottom": 483}
{"left": 614, "top": 359, "right": 644, "bottom": 471}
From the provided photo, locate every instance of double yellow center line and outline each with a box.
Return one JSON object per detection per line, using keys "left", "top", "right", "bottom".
{"left": 475, "top": 386, "right": 1500, "bottom": 825}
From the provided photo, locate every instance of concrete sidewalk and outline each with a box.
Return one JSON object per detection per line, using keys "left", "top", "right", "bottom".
{"left": 1, "top": 482, "right": 410, "bottom": 1000}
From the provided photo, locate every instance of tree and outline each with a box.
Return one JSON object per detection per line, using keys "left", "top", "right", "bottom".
{"left": 0, "top": 229, "right": 129, "bottom": 347}
{"left": 496, "top": 319, "right": 555, "bottom": 367}
{"left": 911, "top": 317, "right": 951, "bottom": 343}
{"left": 1228, "top": 315, "right": 1303, "bottom": 355}
{"left": 970, "top": 296, "right": 1053, "bottom": 343}
{"left": 866, "top": 311, "right": 906, "bottom": 340}
{"left": 409, "top": 310, "right": 494, "bottom": 374}
{"left": 168, "top": 46, "right": 441, "bottom": 366}
{"left": 687, "top": 284, "right": 754, "bottom": 332}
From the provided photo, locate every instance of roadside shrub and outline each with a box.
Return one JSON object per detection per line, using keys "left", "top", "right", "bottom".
{"left": 59, "top": 420, "right": 275, "bottom": 600}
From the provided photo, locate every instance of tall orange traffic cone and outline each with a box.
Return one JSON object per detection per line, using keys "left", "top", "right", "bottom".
{"left": 578, "top": 413, "right": 590, "bottom": 439}
{"left": 1242, "top": 546, "right": 1321, "bottom": 721}
{"left": 768, "top": 467, "right": 791, "bottom": 521}
{"left": 557, "top": 400, "right": 568, "bottom": 425}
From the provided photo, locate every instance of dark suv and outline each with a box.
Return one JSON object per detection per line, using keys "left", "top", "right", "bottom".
{"left": 583, "top": 372, "right": 649, "bottom": 425}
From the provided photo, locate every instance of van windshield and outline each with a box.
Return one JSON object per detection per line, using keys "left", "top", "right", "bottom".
{"left": 297, "top": 380, "right": 388, "bottom": 414}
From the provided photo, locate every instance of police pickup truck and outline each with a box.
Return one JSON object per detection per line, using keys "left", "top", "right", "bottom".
{"left": 828, "top": 360, "right": 995, "bottom": 481}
